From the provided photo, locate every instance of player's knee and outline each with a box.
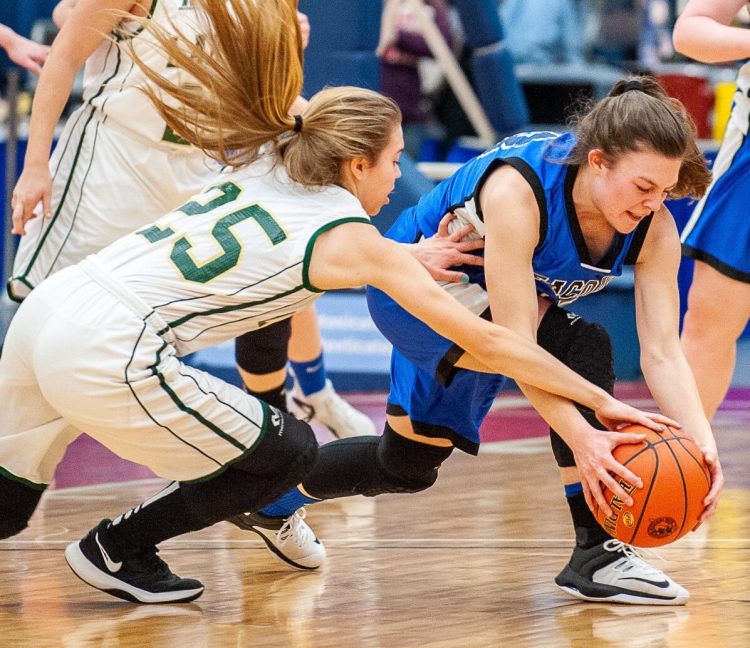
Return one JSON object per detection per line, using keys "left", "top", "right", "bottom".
{"left": 234, "top": 408, "right": 318, "bottom": 479}
{"left": 235, "top": 319, "right": 292, "bottom": 375}
{"left": 568, "top": 322, "right": 614, "bottom": 393}
{"left": 0, "top": 475, "right": 44, "bottom": 539}
{"left": 374, "top": 425, "right": 453, "bottom": 494}
{"left": 537, "top": 304, "right": 614, "bottom": 394}
{"left": 550, "top": 430, "right": 576, "bottom": 468}
{"left": 180, "top": 412, "right": 318, "bottom": 524}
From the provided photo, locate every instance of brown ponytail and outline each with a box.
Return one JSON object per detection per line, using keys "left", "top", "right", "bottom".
{"left": 566, "top": 76, "right": 711, "bottom": 199}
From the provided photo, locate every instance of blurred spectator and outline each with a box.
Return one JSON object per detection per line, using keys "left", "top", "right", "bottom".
{"left": 639, "top": 0, "right": 674, "bottom": 67}
{"left": 589, "top": 0, "right": 643, "bottom": 65}
{"left": 499, "top": 0, "right": 585, "bottom": 65}
{"left": 377, "top": 0, "right": 454, "bottom": 159}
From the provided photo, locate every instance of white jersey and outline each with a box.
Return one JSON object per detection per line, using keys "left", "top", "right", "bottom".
{"left": 729, "top": 60, "right": 750, "bottom": 135}
{"left": 0, "top": 158, "right": 370, "bottom": 484}
{"left": 88, "top": 157, "right": 371, "bottom": 356}
{"left": 83, "top": 0, "right": 202, "bottom": 149}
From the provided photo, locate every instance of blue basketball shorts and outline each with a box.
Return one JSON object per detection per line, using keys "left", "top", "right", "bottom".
{"left": 368, "top": 211, "right": 507, "bottom": 455}
{"left": 681, "top": 113, "right": 750, "bottom": 283}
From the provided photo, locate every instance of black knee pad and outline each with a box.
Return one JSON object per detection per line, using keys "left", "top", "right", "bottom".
{"left": 181, "top": 410, "right": 318, "bottom": 524}
{"left": 375, "top": 425, "right": 453, "bottom": 493}
{"left": 0, "top": 473, "right": 44, "bottom": 539}
{"left": 234, "top": 408, "right": 318, "bottom": 478}
{"left": 537, "top": 304, "right": 615, "bottom": 393}
{"left": 537, "top": 304, "right": 615, "bottom": 468}
{"left": 235, "top": 318, "right": 291, "bottom": 374}
{"left": 303, "top": 424, "right": 453, "bottom": 499}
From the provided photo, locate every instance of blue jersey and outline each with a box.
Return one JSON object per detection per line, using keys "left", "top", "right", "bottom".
{"left": 681, "top": 60, "right": 750, "bottom": 283}
{"left": 367, "top": 131, "right": 652, "bottom": 454}
{"left": 396, "top": 131, "right": 651, "bottom": 306}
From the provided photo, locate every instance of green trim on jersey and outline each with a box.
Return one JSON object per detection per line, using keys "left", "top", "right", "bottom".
{"left": 0, "top": 466, "right": 48, "bottom": 491}
{"left": 126, "top": 332, "right": 227, "bottom": 467}
{"left": 10, "top": 40, "right": 125, "bottom": 295}
{"left": 8, "top": 105, "right": 103, "bottom": 294}
{"left": 180, "top": 400, "right": 269, "bottom": 484}
{"left": 113, "top": 0, "right": 159, "bottom": 41}
{"left": 6, "top": 275, "right": 34, "bottom": 303}
{"left": 150, "top": 342, "right": 249, "bottom": 452}
{"left": 167, "top": 285, "right": 306, "bottom": 330}
{"left": 301, "top": 217, "right": 373, "bottom": 292}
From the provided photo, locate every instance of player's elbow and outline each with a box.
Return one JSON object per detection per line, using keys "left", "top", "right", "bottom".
{"left": 671, "top": 21, "right": 717, "bottom": 62}
{"left": 639, "top": 341, "right": 679, "bottom": 373}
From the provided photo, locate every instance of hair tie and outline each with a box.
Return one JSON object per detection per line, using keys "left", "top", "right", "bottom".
{"left": 620, "top": 80, "right": 645, "bottom": 94}
{"left": 293, "top": 114, "right": 303, "bottom": 133}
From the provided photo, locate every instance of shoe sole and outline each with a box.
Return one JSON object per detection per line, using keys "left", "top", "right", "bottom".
{"left": 64, "top": 541, "right": 204, "bottom": 604}
{"left": 556, "top": 584, "right": 688, "bottom": 606}
{"left": 245, "top": 526, "right": 322, "bottom": 571}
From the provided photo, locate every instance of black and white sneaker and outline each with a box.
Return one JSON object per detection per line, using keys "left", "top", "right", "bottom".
{"left": 227, "top": 508, "right": 326, "bottom": 570}
{"left": 64, "top": 519, "right": 204, "bottom": 604}
{"left": 555, "top": 539, "right": 688, "bottom": 605}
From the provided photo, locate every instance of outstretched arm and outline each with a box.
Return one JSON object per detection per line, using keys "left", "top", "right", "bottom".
{"left": 308, "top": 220, "right": 676, "bottom": 469}
{"left": 53, "top": 0, "right": 80, "bottom": 28}
{"left": 456, "top": 165, "right": 670, "bottom": 514}
{"left": 406, "top": 212, "right": 485, "bottom": 283}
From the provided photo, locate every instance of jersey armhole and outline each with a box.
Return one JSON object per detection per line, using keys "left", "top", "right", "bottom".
{"left": 475, "top": 157, "right": 548, "bottom": 248}
{"left": 302, "top": 217, "right": 373, "bottom": 292}
{"left": 624, "top": 214, "right": 654, "bottom": 265}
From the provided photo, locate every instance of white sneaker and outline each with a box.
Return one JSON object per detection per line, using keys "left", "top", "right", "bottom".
{"left": 287, "top": 378, "right": 376, "bottom": 439}
{"left": 555, "top": 539, "right": 689, "bottom": 605}
{"left": 227, "top": 508, "right": 326, "bottom": 570}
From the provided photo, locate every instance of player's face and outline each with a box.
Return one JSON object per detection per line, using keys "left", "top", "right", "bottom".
{"left": 591, "top": 148, "right": 681, "bottom": 233}
{"left": 358, "top": 124, "right": 404, "bottom": 216}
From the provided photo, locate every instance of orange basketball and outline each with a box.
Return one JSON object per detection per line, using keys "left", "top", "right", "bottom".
{"left": 593, "top": 425, "right": 710, "bottom": 548}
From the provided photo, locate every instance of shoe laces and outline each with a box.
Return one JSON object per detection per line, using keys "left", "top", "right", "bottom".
{"left": 129, "top": 545, "right": 170, "bottom": 576}
{"left": 276, "top": 508, "right": 311, "bottom": 548}
{"left": 602, "top": 539, "right": 664, "bottom": 575}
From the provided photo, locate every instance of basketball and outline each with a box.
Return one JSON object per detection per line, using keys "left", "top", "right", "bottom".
{"left": 594, "top": 425, "right": 711, "bottom": 548}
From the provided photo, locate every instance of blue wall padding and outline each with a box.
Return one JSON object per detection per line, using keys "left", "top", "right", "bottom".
{"left": 374, "top": 154, "right": 435, "bottom": 235}
{"left": 451, "top": 0, "right": 505, "bottom": 48}
{"left": 303, "top": 52, "right": 381, "bottom": 94}
{"left": 471, "top": 47, "right": 530, "bottom": 134}
{"left": 299, "top": 0, "right": 382, "bottom": 52}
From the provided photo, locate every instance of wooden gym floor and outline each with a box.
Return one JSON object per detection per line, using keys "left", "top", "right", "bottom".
{"left": 2, "top": 384, "right": 749, "bottom": 647}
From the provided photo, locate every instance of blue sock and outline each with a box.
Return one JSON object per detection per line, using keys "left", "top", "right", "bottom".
{"left": 260, "top": 486, "right": 320, "bottom": 518}
{"left": 290, "top": 352, "right": 327, "bottom": 396}
{"left": 564, "top": 482, "right": 583, "bottom": 497}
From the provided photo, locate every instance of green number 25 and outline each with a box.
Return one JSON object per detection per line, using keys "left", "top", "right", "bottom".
{"left": 136, "top": 182, "right": 286, "bottom": 283}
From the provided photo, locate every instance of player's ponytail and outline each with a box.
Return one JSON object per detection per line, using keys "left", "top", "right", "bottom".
{"left": 133, "top": 0, "right": 303, "bottom": 168}
{"left": 566, "top": 76, "right": 711, "bottom": 199}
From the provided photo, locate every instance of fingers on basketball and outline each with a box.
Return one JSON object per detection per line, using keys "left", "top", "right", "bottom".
{"left": 593, "top": 424, "right": 711, "bottom": 547}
